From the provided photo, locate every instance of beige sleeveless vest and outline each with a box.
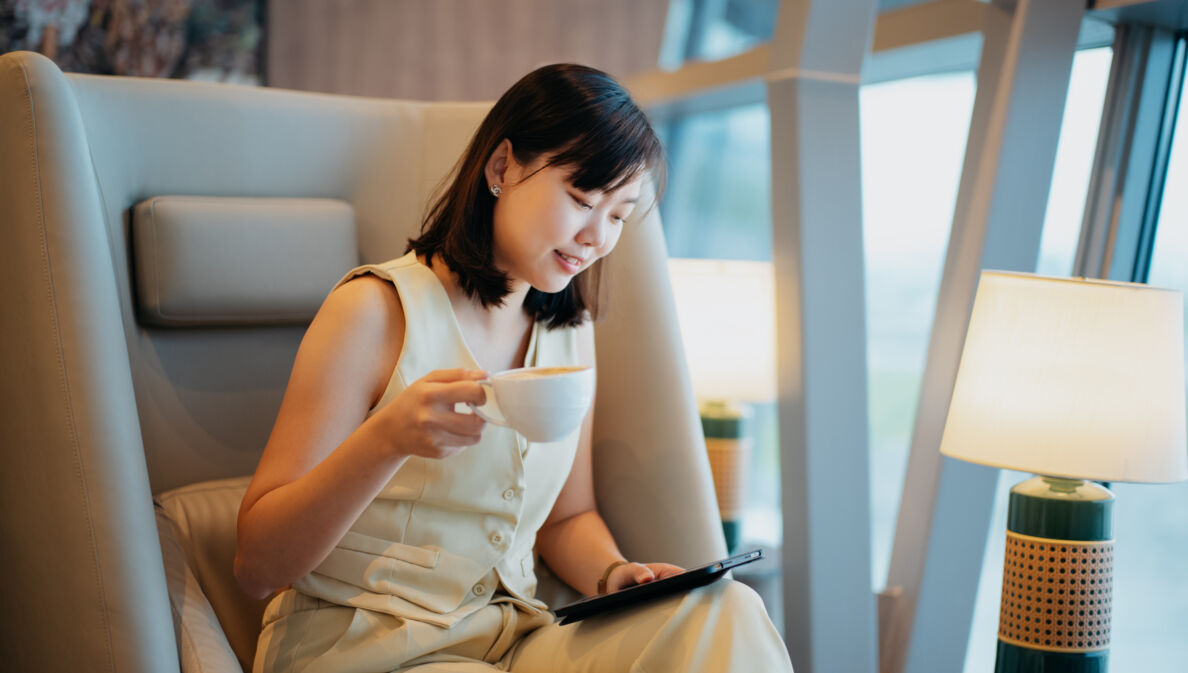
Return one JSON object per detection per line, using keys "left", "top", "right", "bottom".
{"left": 291, "top": 252, "right": 582, "bottom": 628}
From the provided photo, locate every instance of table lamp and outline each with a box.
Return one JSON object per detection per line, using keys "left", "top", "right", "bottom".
{"left": 668, "top": 258, "right": 776, "bottom": 551}
{"left": 939, "top": 271, "right": 1187, "bottom": 673}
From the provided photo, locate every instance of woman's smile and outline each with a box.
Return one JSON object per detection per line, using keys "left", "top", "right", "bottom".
{"left": 554, "top": 249, "right": 584, "bottom": 274}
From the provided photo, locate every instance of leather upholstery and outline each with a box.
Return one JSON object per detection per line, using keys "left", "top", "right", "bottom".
{"left": 0, "top": 50, "right": 725, "bottom": 673}
{"left": 1, "top": 50, "right": 179, "bottom": 673}
{"left": 131, "top": 197, "right": 358, "bottom": 326}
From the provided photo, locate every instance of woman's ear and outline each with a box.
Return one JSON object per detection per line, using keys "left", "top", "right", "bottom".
{"left": 485, "top": 139, "right": 513, "bottom": 192}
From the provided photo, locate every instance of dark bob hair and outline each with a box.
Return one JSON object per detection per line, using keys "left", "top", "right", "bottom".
{"left": 407, "top": 63, "right": 665, "bottom": 329}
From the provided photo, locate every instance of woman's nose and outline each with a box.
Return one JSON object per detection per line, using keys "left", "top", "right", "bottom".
{"left": 576, "top": 218, "right": 607, "bottom": 248}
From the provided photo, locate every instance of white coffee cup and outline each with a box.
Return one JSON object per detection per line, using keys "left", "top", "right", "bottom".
{"left": 469, "top": 366, "right": 594, "bottom": 442}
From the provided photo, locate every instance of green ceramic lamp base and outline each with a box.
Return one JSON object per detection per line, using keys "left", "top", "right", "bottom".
{"left": 701, "top": 400, "right": 751, "bottom": 555}
{"left": 996, "top": 640, "right": 1108, "bottom": 673}
{"left": 993, "top": 476, "right": 1115, "bottom": 673}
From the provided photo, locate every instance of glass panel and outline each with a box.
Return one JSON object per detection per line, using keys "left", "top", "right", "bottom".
{"left": 660, "top": 108, "right": 780, "bottom": 530}
{"left": 660, "top": 101, "right": 780, "bottom": 629}
{"left": 1122, "top": 38, "right": 1188, "bottom": 669}
{"left": 964, "top": 46, "right": 1117, "bottom": 672}
{"left": 665, "top": 0, "right": 778, "bottom": 65}
{"left": 1037, "top": 47, "right": 1116, "bottom": 275}
{"left": 860, "top": 71, "right": 975, "bottom": 587}
{"left": 660, "top": 104, "right": 772, "bottom": 260}
{"left": 698, "top": 0, "right": 776, "bottom": 61}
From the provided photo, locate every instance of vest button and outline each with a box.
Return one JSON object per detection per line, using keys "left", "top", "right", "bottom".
{"left": 489, "top": 532, "right": 504, "bottom": 545}
{"left": 502, "top": 488, "right": 516, "bottom": 501}
{"left": 472, "top": 583, "right": 487, "bottom": 596}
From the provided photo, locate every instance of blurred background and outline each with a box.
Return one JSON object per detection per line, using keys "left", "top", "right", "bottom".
{"left": 0, "top": 0, "right": 263, "bottom": 82}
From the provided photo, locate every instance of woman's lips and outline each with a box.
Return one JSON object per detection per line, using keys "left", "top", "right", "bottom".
{"left": 554, "top": 250, "right": 582, "bottom": 273}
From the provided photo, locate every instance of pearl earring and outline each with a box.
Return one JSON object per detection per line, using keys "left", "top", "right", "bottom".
{"left": 490, "top": 184, "right": 502, "bottom": 197}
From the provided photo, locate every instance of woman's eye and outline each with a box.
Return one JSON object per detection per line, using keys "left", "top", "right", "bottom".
{"left": 571, "top": 194, "right": 593, "bottom": 211}
{"left": 611, "top": 215, "right": 626, "bottom": 225}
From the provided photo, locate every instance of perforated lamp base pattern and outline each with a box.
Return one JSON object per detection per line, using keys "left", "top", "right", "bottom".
{"left": 995, "top": 477, "right": 1114, "bottom": 673}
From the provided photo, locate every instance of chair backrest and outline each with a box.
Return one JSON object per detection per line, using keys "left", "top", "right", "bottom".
{"left": 0, "top": 50, "right": 725, "bottom": 673}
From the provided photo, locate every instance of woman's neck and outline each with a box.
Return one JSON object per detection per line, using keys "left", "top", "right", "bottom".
{"left": 424, "top": 254, "right": 530, "bottom": 326}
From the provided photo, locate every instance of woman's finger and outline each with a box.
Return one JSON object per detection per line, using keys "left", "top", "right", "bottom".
{"left": 630, "top": 563, "right": 656, "bottom": 585}
{"left": 428, "top": 380, "right": 488, "bottom": 407}
{"left": 422, "top": 368, "right": 488, "bottom": 384}
{"left": 434, "top": 409, "right": 486, "bottom": 436}
{"left": 649, "top": 563, "right": 685, "bottom": 580}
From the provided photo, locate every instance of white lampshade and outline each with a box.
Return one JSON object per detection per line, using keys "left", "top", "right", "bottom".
{"left": 939, "top": 271, "right": 1188, "bottom": 483}
{"left": 668, "top": 258, "right": 776, "bottom": 403}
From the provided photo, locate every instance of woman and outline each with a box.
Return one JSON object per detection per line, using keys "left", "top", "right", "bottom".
{"left": 235, "top": 63, "right": 793, "bottom": 673}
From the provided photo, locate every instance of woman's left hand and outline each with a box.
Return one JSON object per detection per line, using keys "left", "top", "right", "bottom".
{"left": 605, "top": 562, "right": 685, "bottom": 593}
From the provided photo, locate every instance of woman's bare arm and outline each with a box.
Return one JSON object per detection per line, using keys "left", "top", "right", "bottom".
{"left": 534, "top": 322, "right": 683, "bottom": 596}
{"left": 233, "top": 275, "right": 486, "bottom": 599}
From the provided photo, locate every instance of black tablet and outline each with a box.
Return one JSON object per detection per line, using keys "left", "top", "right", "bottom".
{"left": 554, "top": 549, "right": 764, "bottom": 625}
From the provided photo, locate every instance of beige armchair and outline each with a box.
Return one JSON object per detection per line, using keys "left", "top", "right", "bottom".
{"left": 0, "top": 50, "right": 725, "bottom": 672}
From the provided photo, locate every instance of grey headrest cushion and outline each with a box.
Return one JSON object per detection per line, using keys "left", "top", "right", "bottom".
{"left": 132, "top": 196, "right": 359, "bottom": 326}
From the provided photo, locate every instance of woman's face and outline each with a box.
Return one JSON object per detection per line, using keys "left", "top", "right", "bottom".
{"left": 488, "top": 144, "right": 643, "bottom": 294}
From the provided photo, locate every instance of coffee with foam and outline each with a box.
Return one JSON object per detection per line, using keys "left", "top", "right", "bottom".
{"left": 469, "top": 366, "right": 594, "bottom": 442}
{"left": 499, "top": 366, "right": 587, "bottom": 380}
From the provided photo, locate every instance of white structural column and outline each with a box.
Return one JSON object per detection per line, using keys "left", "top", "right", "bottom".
{"left": 880, "top": 2, "right": 1085, "bottom": 672}
{"left": 767, "top": 2, "right": 878, "bottom": 672}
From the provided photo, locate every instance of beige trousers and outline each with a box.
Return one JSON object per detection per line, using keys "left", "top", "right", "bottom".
{"left": 254, "top": 580, "right": 793, "bottom": 673}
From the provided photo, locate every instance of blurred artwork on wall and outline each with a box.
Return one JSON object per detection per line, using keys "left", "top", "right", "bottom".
{"left": 0, "top": 0, "right": 264, "bottom": 83}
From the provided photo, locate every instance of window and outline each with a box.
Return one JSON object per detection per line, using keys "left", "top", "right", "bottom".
{"left": 662, "top": 43, "right": 1113, "bottom": 604}
{"left": 861, "top": 70, "right": 975, "bottom": 587}
{"left": 657, "top": 16, "right": 1120, "bottom": 661}
{"left": 1117, "top": 33, "right": 1188, "bottom": 669}
{"left": 1037, "top": 48, "right": 1118, "bottom": 275}
{"left": 660, "top": 104, "right": 771, "bottom": 261}
{"left": 863, "top": 47, "right": 1108, "bottom": 605}
{"left": 660, "top": 103, "right": 781, "bottom": 553}
{"left": 662, "top": 0, "right": 778, "bottom": 66}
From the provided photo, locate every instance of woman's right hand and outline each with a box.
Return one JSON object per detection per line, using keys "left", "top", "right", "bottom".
{"left": 378, "top": 368, "right": 490, "bottom": 459}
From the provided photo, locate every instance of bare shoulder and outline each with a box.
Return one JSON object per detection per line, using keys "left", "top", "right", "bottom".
{"left": 240, "top": 272, "right": 407, "bottom": 513}
{"left": 323, "top": 273, "right": 403, "bottom": 332}
{"left": 313, "top": 273, "right": 405, "bottom": 404}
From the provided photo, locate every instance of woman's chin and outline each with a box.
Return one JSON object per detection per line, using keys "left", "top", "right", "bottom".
{"left": 533, "top": 280, "right": 570, "bottom": 294}
{"left": 529, "top": 272, "right": 574, "bottom": 294}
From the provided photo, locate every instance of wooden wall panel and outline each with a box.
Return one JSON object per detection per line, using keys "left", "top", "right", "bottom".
{"left": 268, "top": 0, "right": 670, "bottom": 100}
